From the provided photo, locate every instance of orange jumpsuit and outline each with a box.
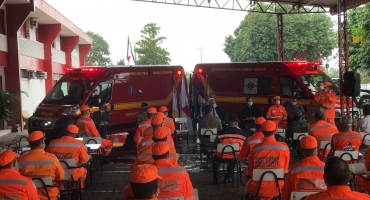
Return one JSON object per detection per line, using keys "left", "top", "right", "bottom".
{"left": 0, "top": 168, "right": 39, "bottom": 200}
{"left": 315, "top": 91, "right": 336, "bottom": 125}
{"left": 142, "top": 126, "right": 172, "bottom": 140}
{"left": 132, "top": 146, "right": 178, "bottom": 168}
{"left": 18, "top": 149, "right": 65, "bottom": 200}
{"left": 355, "top": 146, "right": 370, "bottom": 191}
{"left": 134, "top": 118, "right": 152, "bottom": 145}
{"left": 239, "top": 131, "right": 264, "bottom": 179}
{"left": 46, "top": 136, "right": 89, "bottom": 188}
{"left": 332, "top": 131, "right": 362, "bottom": 164}
{"left": 308, "top": 120, "right": 338, "bottom": 161}
{"left": 164, "top": 117, "right": 175, "bottom": 134}
{"left": 306, "top": 186, "right": 370, "bottom": 200}
{"left": 266, "top": 105, "right": 287, "bottom": 127}
{"left": 137, "top": 135, "right": 175, "bottom": 152}
{"left": 246, "top": 137, "right": 290, "bottom": 199}
{"left": 123, "top": 159, "right": 193, "bottom": 200}
{"left": 281, "top": 156, "right": 326, "bottom": 200}
{"left": 75, "top": 115, "right": 113, "bottom": 156}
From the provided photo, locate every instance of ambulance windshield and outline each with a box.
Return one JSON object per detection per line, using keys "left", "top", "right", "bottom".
{"left": 299, "top": 74, "right": 340, "bottom": 95}
{"left": 43, "top": 80, "right": 94, "bottom": 105}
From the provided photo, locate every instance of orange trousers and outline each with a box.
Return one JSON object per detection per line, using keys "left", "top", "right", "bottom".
{"left": 101, "top": 139, "right": 113, "bottom": 156}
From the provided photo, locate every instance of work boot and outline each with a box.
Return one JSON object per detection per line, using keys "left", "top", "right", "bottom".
{"left": 224, "top": 174, "right": 233, "bottom": 184}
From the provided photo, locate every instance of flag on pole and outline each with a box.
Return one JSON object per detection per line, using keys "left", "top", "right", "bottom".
{"left": 126, "top": 37, "right": 136, "bottom": 65}
{"left": 172, "top": 78, "right": 179, "bottom": 119}
{"left": 188, "top": 74, "right": 199, "bottom": 133}
{"left": 179, "top": 74, "right": 194, "bottom": 134}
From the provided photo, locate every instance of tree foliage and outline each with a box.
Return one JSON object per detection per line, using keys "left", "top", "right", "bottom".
{"left": 348, "top": 3, "right": 370, "bottom": 72}
{"left": 224, "top": 8, "right": 336, "bottom": 62}
{"left": 134, "top": 23, "right": 171, "bottom": 65}
{"left": 85, "top": 31, "right": 112, "bottom": 66}
{"left": 116, "top": 59, "right": 126, "bottom": 65}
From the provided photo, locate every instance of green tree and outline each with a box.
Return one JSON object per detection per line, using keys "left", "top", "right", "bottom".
{"left": 116, "top": 59, "right": 125, "bottom": 65}
{"left": 224, "top": 11, "right": 336, "bottom": 62}
{"left": 85, "top": 31, "right": 111, "bottom": 66}
{"left": 134, "top": 23, "right": 171, "bottom": 65}
{"left": 348, "top": 3, "right": 370, "bottom": 72}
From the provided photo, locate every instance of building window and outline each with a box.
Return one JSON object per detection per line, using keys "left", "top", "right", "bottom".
{"left": 35, "top": 27, "right": 41, "bottom": 42}
{"left": 20, "top": 23, "right": 27, "bottom": 38}
{"left": 0, "top": 10, "right": 4, "bottom": 35}
{"left": 243, "top": 77, "right": 272, "bottom": 95}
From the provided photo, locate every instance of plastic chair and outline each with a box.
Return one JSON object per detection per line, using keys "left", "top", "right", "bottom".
{"left": 360, "top": 132, "right": 370, "bottom": 146}
{"left": 214, "top": 143, "right": 240, "bottom": 187}
{"left": 79, "top": 132, "right": 92, "bottom": 137}
{"left": 15, "top": 135, "right": 30, "bottom": 154}
{"left": 246, "top": 168, "right": 284, "bottom": 200}
{"left": 291, "top": 132, "right": 308, "bottom": 160}
{"left": 32, "top": 177, "right": 53, "bottom": 200}
{"left": 83, "top": 137, "right": 102, "bottom": 145}
{"left": 174, "top": 117, "right": 190, "bottom": 146}
{"left": 199, "top": 128, "right": 217, "bottom": 164}
{"left": 59, "top": 159, "right": 83, "bottom": 200}
{"left": 290, "top": 191, "right": 318, "bottom": 200}
{"left": 334, "top": 150, "right": 359, "bottom": 164}
{"left": 319, "top": 141, "right": 331, "bottom": 161}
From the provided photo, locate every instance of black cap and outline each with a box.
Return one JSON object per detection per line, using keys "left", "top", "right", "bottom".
{"left": 228, "top": 114, "right": 240, "bottom": 122}
{"left": 142, "top": 102, "right": 148, "bottom": 107}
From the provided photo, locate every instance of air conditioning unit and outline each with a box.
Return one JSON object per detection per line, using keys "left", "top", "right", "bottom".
{"left": 27, "top": 71, "right": 36, "bottom": 79}
{"left": 36, "top": 71, "right": 47, "bottom": 79}
{"left": 30, "top": 20, "right": 38, "bottom": 29}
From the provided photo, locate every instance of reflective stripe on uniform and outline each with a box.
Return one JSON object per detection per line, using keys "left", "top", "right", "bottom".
{"left": 138, "top": 124, "right": 151, "bottom": 128}
{"left": 309, "top": 125, "right": 336, "bottom": 132}
{"left": 335, "top": 134, "right": 362, "bottom": 141}
{"left": 77, "top": 119, "right": 90, "bottom": 123}
{"left": 49, "top": 143, "right": 81, "bottom": 147}
{"left": 328, "top": 119, "right": 335, "bottom": 122}
{"left": 138, "top": 153, "right": 152, "bottom": 159}
{"left": 218, "top": 134, "right": 246, "bottom": 140}
{"left": 252, "top": 145, "right": 286, "bottom": 152}
{"left": 158, "top": 167, "right": 185, "bottom": 174}
{"left": 0, "top": 179, "right": 28, "bottom": 186}
{"left": 291, "top": 166, "right": 324, "bottom": 174}
{"left": 248, "top": 139, "right": 263, "bottom": 145}
{"left": 19, "top": 160, "right": 55, "bottom": 167}
{"left": 164, "top": 119, "right": 172, "bottom": 123}
{"left": 141, "top": 141, "right": 154, "bottom": 146}
{"left": 144, "top": 127, "right": 153, "bottom": 133}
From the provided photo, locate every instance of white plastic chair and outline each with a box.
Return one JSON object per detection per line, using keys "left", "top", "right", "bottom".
{"left": 290, "top": 191, "right": 318, "bottom": 200}
{"left": 334, "top": 150, "right": 359, "bottom": 163}
{"left": 360, "top": 132, "right": 370, "bottom": 146}
{"left": 293, "top": 132, "right": 308, "bottom": 140}
{"left": 82, "top": 137, "right": 102, "bottom": 145}
{"left": 174, "top": 117, "right": 190, "bottom": 146}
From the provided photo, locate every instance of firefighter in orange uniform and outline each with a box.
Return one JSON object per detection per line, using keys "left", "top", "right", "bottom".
{"left": 142, "top": 113, "right": 172, "bottom": 140}
{"left": 134, "top": 107, "right": 157, "bottom": 145}
{"left": 46, "top": 124, "right": 89, "bottom": 188}
{"left": 354, "top": 142, "right": 370, "bottom": 192}
{"left": 0, "top": 150, "right": 39, "bottom": 200}
{"left": 133, "top": 127, "right": 177, "bottom": 168}
{"left": 266, "top": 96, "right": 287, "bottom": 128}
{"left": 212, "top": 114, "right": 247, "bottom": 184}
{"left": 331, "top": 115, "right": 362, "bottom": 164}
{"left": 315, "top": 82, "right": 336, "bottom": 125}
{"left": 124, "top": 142, "right": 193, "bottom": 200}
{"left": 18, "top": 131, "right": 65, "bottom": 200}
{"left": 314, "top": 81, "right": 324, "bottom": 104}
{"left": 282, "top": 136, "right": 326, "bottom": 200}
{"left": 158, "top": 106, "right": 175, "bottom": 134}
{"left": 129, "top": 164, "right": 161, "bottom": 200}
{"left": 306, "top": 157, "right": 370, "bottom": 200}
{"left": 75, "top": 105, "right": 113, "bottom": 158}
{"left": 308, "top": 111, "right": 338, "bottom": 161}
{"left": 239, "top": 117, "right": 266, "bottom": 180}
{"left": 246, "top": 120, "right": 290, "bottom": 199}
{"left": 137, "top": 126, "right": 175, "bottom": 152}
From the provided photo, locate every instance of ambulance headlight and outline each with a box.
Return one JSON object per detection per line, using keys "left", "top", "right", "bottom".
{"left": 62, "top": 105, "right": 80, "bottom": 115}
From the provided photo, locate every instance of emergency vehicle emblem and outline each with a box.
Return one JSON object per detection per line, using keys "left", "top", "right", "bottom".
{"left": 129, "top": 86, "right": 135, "bottom": 95}
{"left": 309, "top": 108, "right": 317, "bottom": 118}
{"left": 247, "top": 81, "right": 255, "bottom": 91}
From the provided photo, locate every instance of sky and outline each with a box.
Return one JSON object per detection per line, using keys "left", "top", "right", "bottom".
{"left": 45, "top": 0, "right": 248, "bottom": 72}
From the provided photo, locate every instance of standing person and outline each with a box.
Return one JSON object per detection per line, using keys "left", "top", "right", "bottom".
{"left": 266, "top": 96, "right": 287, "bottom": 128}
{"left": 357, "top": 104, "right": 370, "bottom": 133}
{"left": 246, "top": 120, "right": 290, "bottom": 199}
{"left": 18, "top": 131, "right": 65, "bottom": 200}
{"left": 212, "top": 114, "right": 247, "bottom": 184}
{"left": 282, "top": 136, "right": 326, "bottom": 200}
{"left": 0, "top": 150, "right": 39, "bottom": 200}
{"left": 129, "top": 164, "right": 161, "bottom": 200}
{"left": 314, "top": 81, "right": 324, "bottom": 104}
{"left": 92, "top": 103, "right": 110, "bottom": 138}
{"left": 315, "top": 82, "right": 336, "bottom": 125}
{"left": 75, "top": 105, "right": 113, "bottom": 161}
{"left": 208, "top": 98, "right": 228, "bottom": 127}
{"left": 46, "top": 125, "right": 89, "bottom": 189}
{"left": 308, "top": 111, "right": 338, "bottom": 161}
{"left": 198, "top": 105, "right": 223, "bottom": 143}
{"left": 137, "top": 102, "right": 149, "bottom": 124}
{"left": 331, "top": 115, "right": 362, "bottom": 164}
{"left": 285, "top": 97, "right": 306, "bottom": 126}
{"left": 241, "top": 97, "right": 262, "bottom": 135}
{"left": 158, "top": 106, "right": 175, "bottom": 135}
{"left": 306, "top": 157, "right": 370, "bottom": 200}
{"left": 355, "top": 134, "right": 370, "bottom": 192}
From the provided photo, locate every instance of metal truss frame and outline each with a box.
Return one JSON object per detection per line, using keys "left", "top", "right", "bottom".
{"left": 131, "top": 0, "right": 329, "bottom": 14}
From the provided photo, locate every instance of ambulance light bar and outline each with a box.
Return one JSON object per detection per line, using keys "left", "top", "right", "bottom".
{"left": 64, "top": 68, "right": 103, "bottom": 73}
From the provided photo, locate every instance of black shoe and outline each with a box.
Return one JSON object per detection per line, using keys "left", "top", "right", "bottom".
{"left": 102, "top": 157, "right": 111, "bottom": 164}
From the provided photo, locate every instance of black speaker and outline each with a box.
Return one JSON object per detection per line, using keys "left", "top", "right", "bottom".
{"left": 343, "top": 71, "right": 361, "bottom": 97}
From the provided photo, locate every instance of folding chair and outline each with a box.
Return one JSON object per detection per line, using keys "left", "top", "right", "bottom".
{"left": 59, "top": 159, "right": 83, "bottom": 200}
{"left": 79, "top": 132, "right": 92, "bottom": 137}
{"left": 334, "top": 150, "right": 359, "bottom": 164}
{"left": 83, "top": 137, "right": 103, "bottom": 176}
{"left": 214, "top": 143, "right": 239, "bottom": 187}
{"left": 158, "top": 197, "right": 185, "bottom": 200}
{"left": 199, "top": 128, "right": 217, "bottom": 163}
{"left": 319, "top": 141, "right": 331, "bottom": 161}
{"left": 246, "top": 168, "right": 284, "bottom": 200}
{"left": 15, "top": 135, "right": 30, "bottom": 154}
{"left": 82, "top": 137, "right": 102, "bottom": 145}
{"left": 290, "top": 191, "right": 318, "bottom": 200}
{"left": 174, "top": 117, "right": 190, "bottom": 146}
{"left": 360, "top": 132, "right": 370, "bottom": 146}
{"left": 348, "top": 162, "right": 367, "bottom": 190}
{"left": 291, "top": 133, "right": 308, "bottom": 160}
{"left": 278, "top": 128, "right": 286, "bottom": 138}
{"left": 32, "top": 177, "right": 53, "bottom": 200}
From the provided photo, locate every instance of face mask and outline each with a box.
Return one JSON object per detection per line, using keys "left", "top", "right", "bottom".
{"left": 248, "top": 102, "right": 253, "bottom": 106}
{"left": 319, "top": 86, "right": 324, "bottom": 90}
{"left": 276, "top": 100, "right": 280, "bottom": 105}
{"left": 291, "top": 102, "right": 297, "bottom": 106}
